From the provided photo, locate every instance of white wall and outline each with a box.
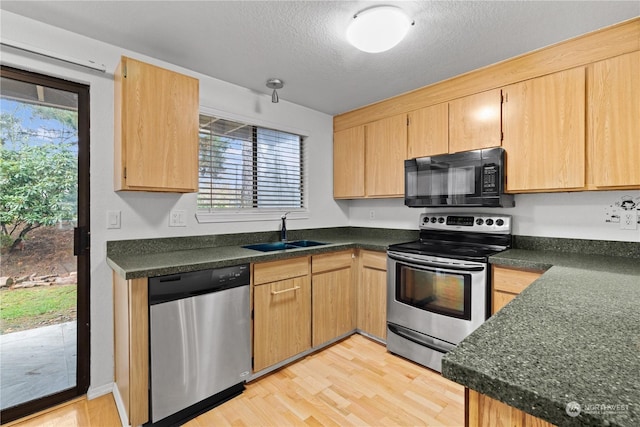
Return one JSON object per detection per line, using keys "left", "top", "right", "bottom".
{"left": 348, "top": 190, "right": 640, "bottom": 242}
{"left": 1, "top": 11, "right": 345, "bottom": 397}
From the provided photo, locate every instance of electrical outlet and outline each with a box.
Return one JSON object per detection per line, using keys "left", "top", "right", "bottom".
{"left": 107, "top": 211, "right": 121, "bottom": 229}
{"left": 620, "top": 211, "right": 638, "bottom": 230}
{"left": 169, "top": 210, "right": 187, "bottom": 227}
{"left": 369, "top": 210, "right": 375, "bottom": 220}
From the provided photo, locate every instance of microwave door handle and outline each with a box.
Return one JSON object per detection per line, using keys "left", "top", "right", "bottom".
{"left": 387, "top": 252, "right": 485, "bottom": 272}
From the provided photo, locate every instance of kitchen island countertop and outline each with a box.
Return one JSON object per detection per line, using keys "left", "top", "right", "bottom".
{"left": 442, "top": 247, "right": 640, "bottom": 427}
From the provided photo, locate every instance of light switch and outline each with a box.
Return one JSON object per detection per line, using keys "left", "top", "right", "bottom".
{"left": 107, "top": 211, "right": 121, "bottom": 229}
{"left": 169, "top": 210, "right": 187, "bottom": 227}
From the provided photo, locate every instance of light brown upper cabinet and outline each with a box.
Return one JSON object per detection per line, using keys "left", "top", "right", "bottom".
{"left": 333, "top": 126, "right": 365, "bottom": 198}
{"left": 449, "top": 89, "right": 502, "bottom": 154}
{"left": 587, "top": 51, "right": 640, "bottom": 189}
{"left": 502, "top": 68, "right": 586, "bottom": 192}
{"left": 114, "top": 56, "right": 199, "bottom": 192}
{"left": 334, "top": 19, "right": 639, "bottom": 192}
{"left": 365, "top": 113, "right": 407, "bottom": 197}
{"left": 407, "top": 103, "right": 449, "bottom": 158}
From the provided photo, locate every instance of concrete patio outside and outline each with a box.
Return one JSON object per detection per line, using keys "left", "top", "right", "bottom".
{"left": 0, "top": 321, "right": 76, "bottom": 410}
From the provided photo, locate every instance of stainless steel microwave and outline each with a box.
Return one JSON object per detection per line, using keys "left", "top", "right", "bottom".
{"left": 404, "top": 147, "right": 515, "bottom": 208}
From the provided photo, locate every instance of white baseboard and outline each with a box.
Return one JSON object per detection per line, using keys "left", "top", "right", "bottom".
{"left": 111, "top": 384, "right": 130, "bottom": 427}
{"left": 86, "top": 382, "right": 113, "bottom": 400}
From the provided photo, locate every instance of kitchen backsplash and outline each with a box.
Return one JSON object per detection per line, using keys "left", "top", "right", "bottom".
{"left": 347, "top": 190, "right": 640, "bottom": 243}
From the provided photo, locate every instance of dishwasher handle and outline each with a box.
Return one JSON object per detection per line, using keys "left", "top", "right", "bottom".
{"left": 149, "top": 264, "right": 250, "bottom": 305}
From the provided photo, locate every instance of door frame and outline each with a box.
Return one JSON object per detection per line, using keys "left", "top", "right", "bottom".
{"left": 0, "top": 65, "right": 90, "bottom": 424}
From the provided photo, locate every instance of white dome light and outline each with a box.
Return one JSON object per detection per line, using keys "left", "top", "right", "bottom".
{"left": 347, "top": 6, "right": 413, "bottom": 53}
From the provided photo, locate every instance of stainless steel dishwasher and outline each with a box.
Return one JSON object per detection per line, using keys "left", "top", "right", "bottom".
{"left": 147, "top": 264, "right": 250, "bottom": 426}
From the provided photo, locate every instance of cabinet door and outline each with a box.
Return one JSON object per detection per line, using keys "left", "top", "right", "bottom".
{"left": 407, "top": 103, "right": 448, "bottom": 158}
{"left": 502, "top": 68, "right": 585, "bottom": 192}
{"left": 333, "top": 126, "right": 365, "bottom": 198}
{"left": 467, "top": 389, "right": 555, "bottom": 427}
{"left": 253, "top": 276, "right": 311, "bottom": 372}
{"left": 312, "top": 261, "right": 355, "bottom": 346}
{"left": 115, "top": 56, "right": 199, "bottom": 192}
{"left": 588, "top": 51, "right": 640, "bottom": 188}
{"left": 492, "top": 291, "right": 517, "bottom": 314}
{"left": 113, "top": 275, "right": 149, "bottom": 426}
{"left": 449, "top": 89, "right": 502, "bottom": 154}
{"left": 357, "top": 251, "right": 387, "bottom": 340}
{"left": 492, "top": 266, "right": 543, "bottom": 314}
{"left": 365, "top": 114, "right": 407, "bottom": 197}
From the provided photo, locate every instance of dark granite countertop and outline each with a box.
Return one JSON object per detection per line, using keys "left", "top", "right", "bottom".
{"left": 490, "top": 248, "right": 640, "bottom": 275}
{"left": 443, "top": 245, "right": 640, "bottom": 427}
{"left": 108, "top": 229, "right": 640, "bottom": 425}
{"left": 107, "top": 227, "right": 417, "bottom": 279}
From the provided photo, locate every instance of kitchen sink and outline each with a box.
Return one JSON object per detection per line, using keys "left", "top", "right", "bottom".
{"left": 288, "top": 240, "right": 326, "bottom": 248}
{"left": 242, "top": 240, "right": 327, "bottom": 252}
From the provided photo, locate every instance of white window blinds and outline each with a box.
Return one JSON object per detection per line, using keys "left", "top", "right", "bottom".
{"left": 198, "top": 114, "right": 305, "bottom": 212}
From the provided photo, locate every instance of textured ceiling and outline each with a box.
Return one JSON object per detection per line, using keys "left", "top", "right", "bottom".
{"left": 1, "top": 1, "right": 638, "bottom": 115}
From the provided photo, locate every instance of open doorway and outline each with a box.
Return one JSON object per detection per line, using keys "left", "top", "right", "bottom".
{"left": 0, "top": 66, "right": 90, "bottom": 423}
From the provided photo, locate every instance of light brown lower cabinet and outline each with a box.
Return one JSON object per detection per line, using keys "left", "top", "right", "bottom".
{"left": 357, "top": 250, "right": 388, "bottom": 340}
{"left": 113, "top": 273, "right": 149, "bottom": 426}
{"left": 252, "top": 256, "right": 311, "bottom": 372}
{"left": 251, "top": 250, "right": 388, "bottom": 372}
{"left": 112, "top": 248, "right": 389, "bottom": 426}
{"left": 467, "top": 389, "right": 556, "bottom": 427}
{"left": 311, "top": 250, "right": 356, "bottom": 347}
{"left": 492, "top": 266, "right": 543, "bottom": 314}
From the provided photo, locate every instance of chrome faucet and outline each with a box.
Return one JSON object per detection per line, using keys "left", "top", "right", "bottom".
{"left": 280, "top": 212, "right": 290, "bottom": 242}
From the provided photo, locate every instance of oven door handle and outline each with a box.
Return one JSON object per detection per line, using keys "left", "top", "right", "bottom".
{"left": 387, "top": 252, "right": 485, "bottom": 272}
{"left": 388, "top": 323, "right": 456, "bottom": 354}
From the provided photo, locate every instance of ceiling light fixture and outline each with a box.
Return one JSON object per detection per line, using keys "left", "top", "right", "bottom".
{"left": 266, "top": 78, "right": 283, "bottom": 103}
{"left": 347, "top": 6, "right": 414, "bottom": 53}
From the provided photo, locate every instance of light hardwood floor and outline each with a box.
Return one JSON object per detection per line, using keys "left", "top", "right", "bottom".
{"left": 8, "top": 335, "right": 465, "bottom": 426}
{"left": 4, "top": 394, "right": 121, "bottom": 427}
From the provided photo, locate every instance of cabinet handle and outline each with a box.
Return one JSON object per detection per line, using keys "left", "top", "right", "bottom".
{"left": 271, "top": 285, "right": 300, "bottom": 295}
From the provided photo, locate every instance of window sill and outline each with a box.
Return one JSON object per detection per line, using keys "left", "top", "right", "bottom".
{"left": 196, "top": 210, "right": 309, "bottom": 224}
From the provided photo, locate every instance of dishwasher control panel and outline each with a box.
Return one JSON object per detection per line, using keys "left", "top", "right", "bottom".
{"left": 214, "top": 264, "right": 250, "bottom": 286}
{"left": 149, "top": 264, "right": 249, "bottom": 305}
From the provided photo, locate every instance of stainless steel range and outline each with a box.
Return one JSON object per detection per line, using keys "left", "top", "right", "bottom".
{"left": 387, "top": 213, "right": 512, "bottom": 372}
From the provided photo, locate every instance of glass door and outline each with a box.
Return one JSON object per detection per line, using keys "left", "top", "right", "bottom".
{"left": 395, "top": 263, "right": 472, "bottom": 320}
{"left": 0, "top": 66, "right": 89, "bottom": 423}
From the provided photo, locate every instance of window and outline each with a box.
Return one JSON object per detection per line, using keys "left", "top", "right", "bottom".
{"left": 198, "top": 114, "right": 305, "bottom": 213}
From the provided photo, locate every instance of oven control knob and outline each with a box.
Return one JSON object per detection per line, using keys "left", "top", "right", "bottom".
{"left": 486, "top": 218, "right": 494, "bottom": 226}
{"left": 437, "top": 217, "right": 445, "bottom": 223}
{"left": 475, "top": 218, "right": 484, "bottom": 225}
{"left": 423, "top": 217, "right": 430, "bottom": 223}
{"left": 430, "top": 217, "right": 437, "bottom": 223}
{"left": 496, "top": 219, "right": 504, "bottom": 226}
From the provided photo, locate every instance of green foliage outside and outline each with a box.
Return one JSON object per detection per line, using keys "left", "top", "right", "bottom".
{"left": 198, "top": 133, "right": 230, "bottom": 210}
{"left": 0, "top": 104, "right": 78, "bottom": 251}
{"left": 0, "top": 285, "right": 77, "bottom": 334}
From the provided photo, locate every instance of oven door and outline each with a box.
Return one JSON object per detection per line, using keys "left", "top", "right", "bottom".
{"left": 387, "top": 251, "right": 488, "bottom": 346}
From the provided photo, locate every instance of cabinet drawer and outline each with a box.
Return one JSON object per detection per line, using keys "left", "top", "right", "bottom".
{"left": 360, "top": 250, "right": 387, "bottom": 271}
{"left": 254, "top": 256, "right": 309, "bottom": 286}
{"left": 492, "top": 266, "right": 543, "bottom": 294}
{"left": 312, "top": 250, "right": 353, "bottom": 274}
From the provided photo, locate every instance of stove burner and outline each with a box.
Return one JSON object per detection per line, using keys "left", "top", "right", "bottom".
{"left": 388, "top": 213, "right": 512, "bottom": 262}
